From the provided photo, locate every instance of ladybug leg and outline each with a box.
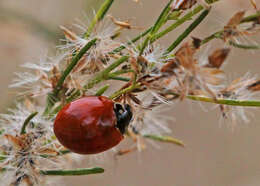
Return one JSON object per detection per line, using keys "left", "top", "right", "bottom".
{"left": 114, "top": 146, "right": 137, "bottom": 159}
{"left": 128, "top": 125, "right": 146, "bottom": 151}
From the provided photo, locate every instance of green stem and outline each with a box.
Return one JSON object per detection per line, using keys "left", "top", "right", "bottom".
{"left": 151, "top": 5, "right": 204, "bottom": 43}
{"left": 228, "top": 40, "right": 260, "bottom": 49}
{"left": 165, "top": 8, "right": 211, "bottom": 54}
{"left": 20, "top": 112, "right": 38, "bottom": 135}
{"left": 167, "top": 10, "right": 182, "bottom": 20}
{"left": 95, "top": 84, "right": 110, "bottom": 96}
{"left": 201, "top": 32, "right": 260, "bottom": 49}
{"left": 40, "top": 167, "right": 104, "bottom": 176}
{"left": 109, "top": 83, "right": 141, "bottom": 100}
{"left": 200, "top": 31, "right": 222, "bottom": 45}
{"left": 143, "top": 134, "right": 185, "bottom": 147}
{"left": 166, "top": 91, "right": 260, "bottom": 107}
{"left": 186, "top": 95, "right": 260, "bottom": 107}
{"left": 139, "top": 0, "right": 173, "bottom": 56}
{"left": 40, "top": 150, "right": 71, "bottom": 158}
{"left": 149, "top": 0, "right": 173, "bottom": 35}
{"left": 201, "top": 12, "right": 260, "bottom": 46}
{"left": 205, "top": 0, "right": 219, "bottom": 4}
{"left": 84, "top": 56, "right": 129, "bottom": 90}
{"left": 53, "top": 38, "right": 97, "bottom": 97}
{"left": 111, "top": 27, "right": 153, "bottom": 54}
{"left": 44, "top": 38, "right": 97, "bottom": 115}
{"left": 108, "top": 76, "right": 131, "bottom": 82}
{"left": 109, "top": 69, "right": 134, "bottom": 76}
{"left": 241, "top": 11, "right": 260, "bottom": 23}
{"left": 85, "top": 0, "right": 114, "bottom": 37}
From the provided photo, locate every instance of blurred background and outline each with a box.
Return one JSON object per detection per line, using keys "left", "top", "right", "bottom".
{"left": 1, "top": 0, "right": 260, "bottom": 185}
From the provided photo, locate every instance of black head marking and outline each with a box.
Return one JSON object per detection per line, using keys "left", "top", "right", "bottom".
{"left": 114, "top": 103, "right": 133, "bottom": 134}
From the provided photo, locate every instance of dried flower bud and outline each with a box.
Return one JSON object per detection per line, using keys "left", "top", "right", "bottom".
{"left": 207, "top": 48, "right": 230, "bottom": 68}
{"left": 171, "top": 0, "right": 197, "bottom": 10}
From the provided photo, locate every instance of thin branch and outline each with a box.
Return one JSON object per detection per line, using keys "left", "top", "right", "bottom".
{"left": 85, "top": 0, "right": 114, "bottom": 37}
{"left": 143, "top": 134, "right": 185, "bottom": 147}
{"left": 109, "top": 83, "right": 141, "bottom": 99}
{"left": 165, "top": 7, "right": 211, "bottom": 54}
{"left": 95, "top": 84, "right": 110, "bottom": 96}
{"left": 44, "top": 38, "right": 97, "bottom": 115}
{"left": 151, "top": 5, "right": 204, "bottom": 43}
{"left": 186, "top": 95, "right": 260, "bottom": 107}
{"left": 40, "top": 167, "right": 104, "bottom": 176}
{"left": 20, "top": 112, "right": 38, "bottom": 135}
{"left": 139, "top": 0, "right": 173, "bottom": 55}
{"left": 84, "top": 55, "right": 129, "bottom": 90}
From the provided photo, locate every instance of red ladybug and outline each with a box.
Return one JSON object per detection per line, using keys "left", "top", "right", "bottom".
{"left": 54, "top": 96, "right": 132, "bottom": 154}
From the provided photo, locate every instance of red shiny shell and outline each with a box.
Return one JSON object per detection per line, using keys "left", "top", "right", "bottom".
{"left": 54, "top": 96, "right": 123, "bottom": 154}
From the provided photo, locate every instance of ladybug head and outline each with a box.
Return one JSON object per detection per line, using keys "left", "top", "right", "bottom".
{"left": 114, "top": 103, "right": 133, "bottom": 134}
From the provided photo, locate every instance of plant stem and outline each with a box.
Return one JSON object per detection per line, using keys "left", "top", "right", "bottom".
{"left": 186, "top": 95, "right": 260, "bottom": 107}
{"left": 149, "top": 0, "right": 173, "bottom": 35}
{"left": 166, "top": 90, "right": 260, "bottom": 107}
{"left": 143, "top": 134, "right": 185, "bottom": 147}
{"left": 109, "top": 69, "right": 134, "bottom": 76}
{"left": 20, "top": 112, "right": 38, "bottom": 135}
{"left": 48, "top": 57, "right": 130, "bottom": 115}
{"left": 44, "top": 39, "right": 97, "bottom": 115}
{"left": 200, "top": 31, "right": 222, "bottom": 45}
{"left": 40, "top": 167, "right": 104, "bottom": 176}
{"left": 40, "top": 150, "right": 71, "bottom": 158}
{"left": 151, "top": 5, "right": 204, "bottom": 43}
{"left": 228, "top": 40, "right": 260, "bottom": 49}
{"left": 201, "top": 12, "right": 260, "bottom": 46}
{"left": 205, "top": 0, "right": 219, "bottom": 3}
{"left": 53, "top": 38, "right": 97, "bottom": 97}
{"left": 85, "top": 0, "right": 114, "bottom": 38}
{"left": 109, "top": 83, "right": 141, "bottom": 100}
{"left": 165, "top": 8, "right": 211, "bottom": 54}
{"left": 111, "top": 27, "right": 153, "bottom": 54}
{"left": 84, "top": 55, "right": 129, "bottom": 90}
{"left": 108, "top": 76, "right": 131, "bottom": 82}
{"left": 241, "top": 11, "right": 260, "bottom": 23}
{"left": 95, "top": 84, "right": 110, "bottom": 96}
{"left": 139, "top": 0, "right": 173, "bottom": 55}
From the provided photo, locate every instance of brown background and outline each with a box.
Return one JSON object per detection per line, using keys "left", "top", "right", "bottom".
{"left": 0, "top": 0, "right": 260, "bottom": 185}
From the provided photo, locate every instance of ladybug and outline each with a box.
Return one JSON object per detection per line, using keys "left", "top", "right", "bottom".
{"left": 54, "top": 96, "right": 132, "bottom": 154}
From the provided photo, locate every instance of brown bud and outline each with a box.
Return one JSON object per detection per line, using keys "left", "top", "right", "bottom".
{"left": 207, "top": 48, "right": 230, "bottom": 68}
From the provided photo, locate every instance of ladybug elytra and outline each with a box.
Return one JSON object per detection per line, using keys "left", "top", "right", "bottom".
{"left": 53, "top": 96, "right": 132, "bottom": 154}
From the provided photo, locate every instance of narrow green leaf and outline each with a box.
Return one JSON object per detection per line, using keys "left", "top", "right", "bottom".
{"left": 151, "top": 5, "right": 204, "bottom": 43}
{"left": 229, "top": 41, "right": 260, "bottom": 49}
{"left": 53, "top": 38, "right": 97, "bottom": 97}
{"left": 40, "top": 150, "right": 71, "bottom": 158}
{"left": 108, "top": 76, "right": 130, "bottom": 82}
{"left": 187, "top": 95, "right": 260, "bottom": 107}
{"left": 95, "top": 85, "right": 110, "bottom": 96}
{"left": 139, "top": 0, "right": 173, "bottom": 55}
{"left": 40, "top": 167, "right": 104, "bottom": 176}
{"left": 44, "top": 38, "right": 97, "bottom": 115}
{"left": 143, "top": 134, "right": 185, "bottom": 147}
{"left": 84, "top": 56, "right": 129, "bottom": 90}
{"left": 165, "top": 8, "right": 211, "bottom": 54}
{"left": 111, "top": 27, "right": 152, "bottom": 54}
{"left": 241, "top": 12, "right": 260, "bottom": 23}
{"left": 85, "top": 0, "right": 114, "bottom": 37}
{"left": 205, "top": 0, "right": 219, "bottom": 4}
{"left": 20, "top": 112, "right": 38, "bottom": 135}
